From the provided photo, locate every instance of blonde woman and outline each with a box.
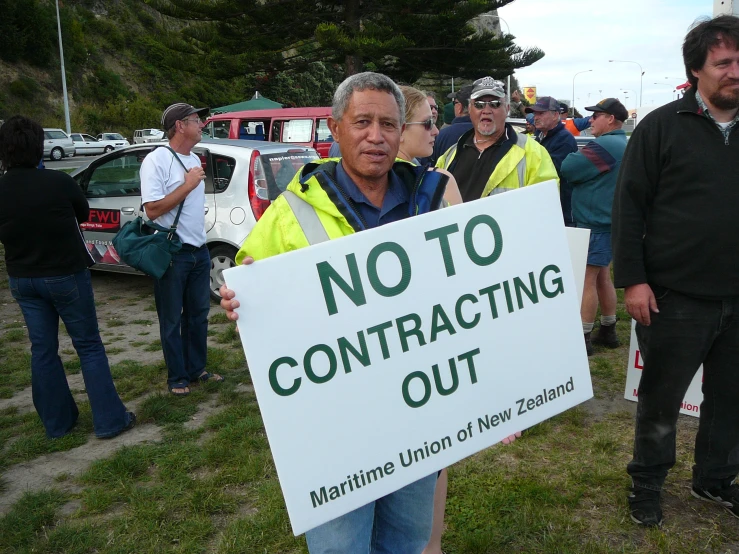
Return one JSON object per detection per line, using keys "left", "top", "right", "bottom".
{"left": 398, "top": 86, "right": 462, "bottom": 207}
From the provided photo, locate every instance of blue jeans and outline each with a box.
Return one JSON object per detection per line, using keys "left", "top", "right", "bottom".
{"left": 305, "top": 474, "right": 437, "bottom": 554}
{"left": 629, "top": 285, "right": 739, "bottom": 492}
{"left": 154, "top": 245, "right": 210, "bottom": 387}
{"left": 9, "top": 269, "right": 130, "bottom": 438}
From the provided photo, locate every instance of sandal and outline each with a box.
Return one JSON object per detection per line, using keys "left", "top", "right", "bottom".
{"left": 168, "top": 381, "right": 191, "bottom": 396}
{"left": 194, "top": 371, "right": 225, "bottom": 384}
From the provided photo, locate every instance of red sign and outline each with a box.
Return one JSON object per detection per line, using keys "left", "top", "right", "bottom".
{"left": 81, "top": 208, "right": 121, "bottom": 232}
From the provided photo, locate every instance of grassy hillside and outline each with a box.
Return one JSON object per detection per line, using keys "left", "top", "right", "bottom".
{"left": 0, "top": 0, "right": 342, "bottom": 138}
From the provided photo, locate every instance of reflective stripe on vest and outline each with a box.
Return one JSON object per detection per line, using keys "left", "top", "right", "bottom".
{"left": 515, "top": 132, "right": 528, "bottom": 187}
{"left": 282, "top": 191, "right": 330, "bottom": 246}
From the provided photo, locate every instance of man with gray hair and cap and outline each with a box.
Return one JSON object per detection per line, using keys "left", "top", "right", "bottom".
{"left": 525, "top": 96, "right": 578, "bottom": 226}
{"left": 436, "top": 77, "right": 557, "bottom": 201}
{"left": 140, "top": 103, "right": 224, "bottom": 396}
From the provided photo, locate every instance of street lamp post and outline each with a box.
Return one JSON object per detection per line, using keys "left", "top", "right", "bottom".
{"left": 55, "top": 0, "right": 71, "bottom": 135}
{"left": 609, "top": 59, "right": 644, "bottom": 107}
{"left": 572, "top": 70, "right": 593, "bottom": 115}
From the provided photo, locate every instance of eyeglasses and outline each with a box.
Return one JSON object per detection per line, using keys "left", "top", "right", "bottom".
{"left": 472, "top": 100, "right": 503, "bottom": 110}
{"left": 428, "top": 104, "right": 438, "bottom": 111}
{"left": 181, "top": 117, "right": 203, "bottom": 124}
{"left": 405, "top": 119, "right": 435, "bottom": 131}
{"left": 591, "top": 112, "right": 610, "bottom": 120}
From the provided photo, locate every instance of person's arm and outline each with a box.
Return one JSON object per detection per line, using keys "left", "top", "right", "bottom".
{"left": 560, "top": 141, "right": 608, "bottom": 185}
{"left": 433, "top": 168, "right": 462, "bottom": 205}
{"left": 574, "top": 116, "right": 592, "bottom": 131}
{"left": 140, "top": 151, "right": 205, "bottom": 221}
{"left": 612, "top": 119, "right": 661, "bottom": 324}
{"left": 524, "top": 142, "right": 559, "bottom": 187}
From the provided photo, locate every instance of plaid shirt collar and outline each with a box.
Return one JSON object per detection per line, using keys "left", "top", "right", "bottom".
{"left": 695, "top": 91, "right": 739, "bottom": 140}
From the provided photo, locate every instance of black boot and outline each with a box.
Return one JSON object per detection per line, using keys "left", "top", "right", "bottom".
{"left": 592, "top": 322, "right": 619, "bottom": 348}
{"left": 584, "top": 332, "right": 594, "bottom": 356}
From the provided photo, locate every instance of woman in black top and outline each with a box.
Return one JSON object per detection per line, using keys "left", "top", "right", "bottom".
{"left": 0, "top": 116, "right": 135, "bottom": 438}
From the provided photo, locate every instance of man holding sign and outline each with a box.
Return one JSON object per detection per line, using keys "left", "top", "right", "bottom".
{"left": 220, "top": 72, "right": 520, "bottom": 553}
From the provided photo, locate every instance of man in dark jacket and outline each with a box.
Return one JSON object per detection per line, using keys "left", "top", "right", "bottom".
{"left": 430, "top": 85, "right": 474, "bottom": 164}
{"left": 526, "top": 96, "right": 578, "bottom": 225}
{"left": 561, "top": 98, "right": 628, "bottom": 356}
{"left": 612, "top": 15, "right": 739, "bottom": 528}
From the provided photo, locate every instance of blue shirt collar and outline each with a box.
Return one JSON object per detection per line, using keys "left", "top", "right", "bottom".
{"left": 336, "top": 161, "right": 408, "bottom": 208}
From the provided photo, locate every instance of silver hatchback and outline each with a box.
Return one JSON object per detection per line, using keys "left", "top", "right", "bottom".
{"left": 71, "top": 139, "right": 319, "bottom": 300}
{"left": 43, "top": 128, "right": 76, "bottom": 160}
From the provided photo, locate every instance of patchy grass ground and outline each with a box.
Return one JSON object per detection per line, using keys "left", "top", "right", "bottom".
{"left": 0, "top": 263, "right": 738, "bottom": 553}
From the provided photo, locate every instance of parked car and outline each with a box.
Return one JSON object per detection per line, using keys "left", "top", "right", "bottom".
{"left": 96, "top": 133, "right": 131, "bottom": 150}
{"left": 71, "top": 139, "right": 319, "bottom": 300}
{"left": 203, "top": 107, "right": 334, "bottom": 157}
{"left": 43, "top": 128, "right": 76, "bottom": 160}
{"left": 133, "top": 129, "right": 165, "bottom": 144}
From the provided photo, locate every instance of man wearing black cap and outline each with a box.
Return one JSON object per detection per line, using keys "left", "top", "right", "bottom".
{"left": 561, "top": 98, "right": 628, "bottom": 357}
{"left": 430, "top": 85, "right": 474, "bottom": 164}
{"left": 525, "top": 96, "right": 578, "bottom": 226}
{"left": 140, "top": 103, "right": 224, "bottom": 396}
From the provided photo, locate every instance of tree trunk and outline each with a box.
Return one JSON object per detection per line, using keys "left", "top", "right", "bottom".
{"left": 343, "top": 0, "right": 361, "bottom": 76}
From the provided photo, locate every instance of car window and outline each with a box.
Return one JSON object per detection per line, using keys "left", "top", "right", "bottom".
{"left": 107, "top": 133, "right": 124, "bottom": 140}
{"left": 44, "top": 132, "right": 52, "bottom": 140}
{"left": 85, "top": 150, "right": 152, "bottom": 198}
{"left": 211, "top": 154, "right": 235, "bottom": 193}
{"left": 48, "top": 131, "right": 68, "bottom": 139}
{"left": 83, "top": 134, "right": 98, "bottom": 141}
{"left": 316, "top": 119, "right": 333, "bottom": 142}
{"left": 261, "top": 151, "right": 319, "bottom": 199}
{"left": 71, "top": 134, "right": 82, "bottom": 142}
{"left": 237, "top": 120, "right": 266, "bottom": 140}
{"left": 281, "top": 119, "right": 313, "bottom": 143}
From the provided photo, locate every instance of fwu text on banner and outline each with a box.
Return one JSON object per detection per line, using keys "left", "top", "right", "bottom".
{"left": 224, "top": 180, "right": 593, "bottom": 535}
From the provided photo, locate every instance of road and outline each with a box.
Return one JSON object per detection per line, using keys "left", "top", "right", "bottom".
{"left": 46, "top": 153, "right": 104, "bottom": 172}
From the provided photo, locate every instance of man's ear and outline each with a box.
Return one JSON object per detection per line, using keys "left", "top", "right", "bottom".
{"left": 327, "top": 117, "right": 340, "bottom": 143}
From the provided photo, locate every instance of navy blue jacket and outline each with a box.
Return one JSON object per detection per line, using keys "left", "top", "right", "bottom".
{"left": 536, "top": 122, "right": 578, "bottom": 225}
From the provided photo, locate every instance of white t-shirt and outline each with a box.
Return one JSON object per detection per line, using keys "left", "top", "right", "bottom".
{"left": 140, "top": 146, "right": 207, "bottom": 247}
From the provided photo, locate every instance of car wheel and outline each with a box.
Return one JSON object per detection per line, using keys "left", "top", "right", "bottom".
{"left": 51, "top": 147, "right": 63, "bottom": 161}
{"left": 104, "top": 145, "right": 114, "bottom": 153}
{"left": 209, "top": 244, "right": 238, "bottom": 302}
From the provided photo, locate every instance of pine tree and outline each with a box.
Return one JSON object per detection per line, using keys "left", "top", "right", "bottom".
{"left": 144, "top": 0, "right": 544, "bottom": 82}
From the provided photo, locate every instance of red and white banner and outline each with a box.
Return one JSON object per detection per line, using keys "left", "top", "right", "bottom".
{"left": 624, "top": 319, "right": 702, "bottom": 417}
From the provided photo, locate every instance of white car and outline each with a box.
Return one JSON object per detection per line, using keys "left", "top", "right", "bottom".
{"left": 71, "top": 139, "right": 319, "bottom": 300}
{"left": 71, "top": 133, "right": 131, "bottom": 155}
{"left": 97, "top": 133, "right": 131, "bottom": 150}
{"left": 43, "top": 128, "right": 76, "bottom": 160}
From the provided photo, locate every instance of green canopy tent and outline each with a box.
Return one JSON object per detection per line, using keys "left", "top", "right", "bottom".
{"left": 211, "top": 92, "right": 283, "bottom": 114}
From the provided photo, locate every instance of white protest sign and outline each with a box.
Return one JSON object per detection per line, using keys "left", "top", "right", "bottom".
{"left": 624, "top": 319, "right": 702, "bottom": 417}
{"left": 224, "top": 180, "right": 593, "bottom": 535}
{"left": 565, "top": 227, "right": 590, "bottom": 306}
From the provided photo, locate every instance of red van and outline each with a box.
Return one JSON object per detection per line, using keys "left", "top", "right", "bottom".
{"left": 203, "top": 107, "right": 334, "bottom": 157}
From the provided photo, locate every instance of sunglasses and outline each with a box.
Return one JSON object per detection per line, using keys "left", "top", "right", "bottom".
{"left": 405, "top": 118, "right": 435, "bottom": 131}
{"left": 429, "top": 104, "right": 439, "bottom": 111}
{"left": 472, "top": 100, "right": 503, "bottom": 110}
{"left": 591, "top": 112, "right": 610, "bottom": 120}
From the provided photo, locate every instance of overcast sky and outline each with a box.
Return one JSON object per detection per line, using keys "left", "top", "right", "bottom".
{"left": 498, "top": 0, "right": 714, "bottom": 113}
